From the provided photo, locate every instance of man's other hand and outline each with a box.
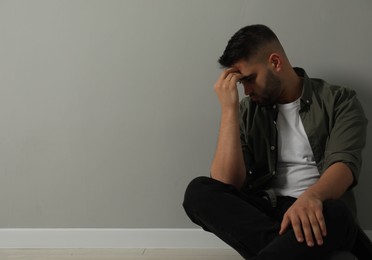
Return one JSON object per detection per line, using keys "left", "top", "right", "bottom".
{"left": 279, "top": 194, "right": 327, "bottom": 247}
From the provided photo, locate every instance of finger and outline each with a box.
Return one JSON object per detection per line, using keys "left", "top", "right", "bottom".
{"left": 299, "top": 215, "right": 314, "bottom": 247}
{"left": 316, "top": 211, "right": 327, "bottom": 237}
{"left": 224, "top": 72, "right": 236, "bottom": 83}
{"left": 219, "top": 73, "right": 241, "bottom": 92}
{"left": 219, "top": 68, "right": 239, "bottom": 81}
{"left": 215, "top": 71, "right": 237, "bottom": 91}
{"left": 308, "top": 213, "right": 323, "bottom": 246}
{"left": 290, "top": 216, "right": 305, "bottom": 243}
{"left": 279, "top": 215, "right": 290, "bottom": 235}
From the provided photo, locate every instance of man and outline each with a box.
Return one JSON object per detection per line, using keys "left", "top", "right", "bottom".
{"left": 183, "top": 24, "right": 370, "bottom": 259}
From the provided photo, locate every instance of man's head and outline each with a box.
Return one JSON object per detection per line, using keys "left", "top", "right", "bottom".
{"left": 218, "top": 25, "right": 300, "bottom": 105}
{"left": 218, "top": 24, "right": 284, "bottom": 68}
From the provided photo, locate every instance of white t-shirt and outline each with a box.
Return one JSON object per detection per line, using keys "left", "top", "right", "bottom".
{"left": 270, "top": 98, "right": 320, "bottom": 198}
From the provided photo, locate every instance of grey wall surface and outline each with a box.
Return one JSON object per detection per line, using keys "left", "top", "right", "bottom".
{"left": 0, "top": 0, "right": 371, "bottom": 229}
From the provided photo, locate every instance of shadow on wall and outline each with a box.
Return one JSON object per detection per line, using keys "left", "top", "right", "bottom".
{"left": 327, "top": 70, "right": 372, "bottom": 229}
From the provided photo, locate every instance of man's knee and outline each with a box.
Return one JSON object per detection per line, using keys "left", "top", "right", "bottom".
{"left": 183, "top": 176, "right": 236, "bottom": 218}
{"left": 183, "top": 176, "right": 214, "bottom": 214}
{"left": 323, "top": 199, "right": 357, "bottom": 248}
{"left": 323, "top": 199, "right": 355, "bottom": 224}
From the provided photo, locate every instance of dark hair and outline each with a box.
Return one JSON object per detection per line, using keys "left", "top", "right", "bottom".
{"left": 218, "top": 24, "right": 280, "bottom": 68}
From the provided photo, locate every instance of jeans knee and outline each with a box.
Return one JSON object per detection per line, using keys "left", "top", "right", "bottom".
{"left": 324, "top": 199, "right": 355, "bottom": 224}
{"left": 183, "top": 176, "right": 212, "bottom": 214}
{"left": 323, "top": 199, "right": 357, "bottom": 247}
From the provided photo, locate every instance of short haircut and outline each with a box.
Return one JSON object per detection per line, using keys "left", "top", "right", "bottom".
{"left": 218, "top": 24, "right": 281, "bottom": 68}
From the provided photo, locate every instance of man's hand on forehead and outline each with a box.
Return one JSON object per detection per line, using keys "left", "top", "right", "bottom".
{"left": 214, "top": 68, "right": 244, "bottom": 109}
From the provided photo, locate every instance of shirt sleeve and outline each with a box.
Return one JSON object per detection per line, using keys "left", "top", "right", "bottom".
{"left": 323, "top": 88, "right": 368, "bottom": 188}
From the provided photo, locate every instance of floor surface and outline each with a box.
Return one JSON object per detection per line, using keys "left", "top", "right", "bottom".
{"left": 0, "top": 248, "right": 244, "bottom": 260}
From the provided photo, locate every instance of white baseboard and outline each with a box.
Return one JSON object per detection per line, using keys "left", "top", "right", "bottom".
{"left": 0, "top": 229, "right": 229, "bottom": 248}
{"left": 0, "top": 228, "right": 371, "bottom": 249}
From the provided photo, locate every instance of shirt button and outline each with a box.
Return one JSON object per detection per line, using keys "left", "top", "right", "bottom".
{"left": 272, "top": 171, "right": 276, "bottom": 175}
{"left": 306, "top": 100, "right": 310, "bottom": 104}
{"left": 273, "top": 121, "right": 277, "bottom": 125}
{"left": 270, "top": 146, "right": 275, "bottom": 150}
{"left": 249, "top": 170, "right": 253, "bottom": 175}
{"left": 273, "top": 105, "right": 277, "bottom": 109}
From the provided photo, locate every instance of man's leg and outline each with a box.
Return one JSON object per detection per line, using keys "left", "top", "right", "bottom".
{"left": 183, "top": 177, "right": 357, "bottom": 260}
{"left": 252, "top": 199, "right": 357, "bottom": 260}
{"left": 183, "top": 176, "right": 281, "bottom": 259}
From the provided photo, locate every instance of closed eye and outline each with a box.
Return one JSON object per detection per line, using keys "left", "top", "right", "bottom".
{"left": 238, "top": 74, "right": 256, "bottom": 84}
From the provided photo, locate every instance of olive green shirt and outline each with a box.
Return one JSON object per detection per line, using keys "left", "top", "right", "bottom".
{"left": 239, "top": 68, "right": 367, "bottom": 218}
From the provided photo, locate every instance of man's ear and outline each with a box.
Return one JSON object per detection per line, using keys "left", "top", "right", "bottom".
{"left": 269, "top": 53, "right": 281, "bottom": 71}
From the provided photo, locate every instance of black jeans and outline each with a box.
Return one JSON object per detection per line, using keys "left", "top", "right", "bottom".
{"left": 183, "top": 176, "right": 357, "bottom": 260}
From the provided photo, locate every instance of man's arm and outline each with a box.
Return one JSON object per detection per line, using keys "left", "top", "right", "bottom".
{"left": 279, "top": 162, "right": 353, "bottom": 247}
{"left": 210, "top": 69, "right": 246, "bottom": 189}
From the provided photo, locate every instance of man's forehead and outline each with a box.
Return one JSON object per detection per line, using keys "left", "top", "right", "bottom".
{"left": 232, "top": 60, "right": 256, "bottom": 75}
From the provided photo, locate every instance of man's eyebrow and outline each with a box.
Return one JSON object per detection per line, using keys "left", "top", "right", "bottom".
{"left": 239, "top": 74, "right": 255, "bottom": 81}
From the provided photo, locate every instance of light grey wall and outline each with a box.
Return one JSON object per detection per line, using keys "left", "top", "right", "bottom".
{"left": 0, "top": 0, "right": 371, "bottom": 229}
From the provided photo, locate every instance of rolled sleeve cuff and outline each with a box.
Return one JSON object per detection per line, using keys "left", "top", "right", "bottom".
{"left": 323, "top": 152, "right": 361, "bottom": 189}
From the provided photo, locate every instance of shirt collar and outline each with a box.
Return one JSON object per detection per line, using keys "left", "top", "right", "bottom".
{"left": 293, "top": 67, "right": 312, "bottom": 107}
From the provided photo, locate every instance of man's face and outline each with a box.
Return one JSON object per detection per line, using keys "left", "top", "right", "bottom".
{"left": 233, "top": 59, "right": 282, "bottom": 105}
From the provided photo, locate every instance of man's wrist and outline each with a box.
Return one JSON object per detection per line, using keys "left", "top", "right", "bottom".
{"left": 221, "top": 105, "right": 239, "bottom": 115}
{"left": 301, "top": 188, "right": 324, "bottom": 202}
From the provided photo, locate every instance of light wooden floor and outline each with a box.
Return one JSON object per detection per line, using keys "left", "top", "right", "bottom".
{"left": 0, "top": 248, "right": 244, "bottom": 260}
